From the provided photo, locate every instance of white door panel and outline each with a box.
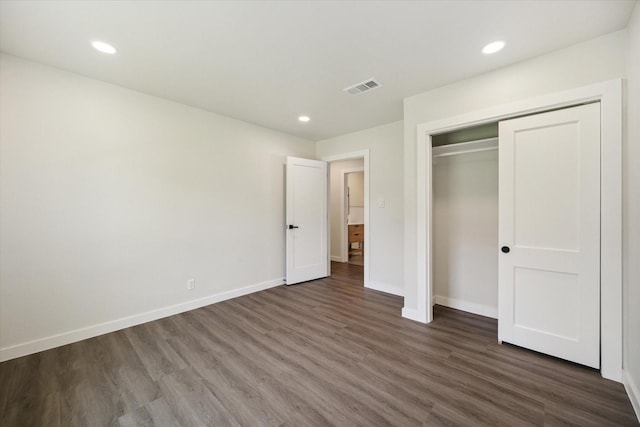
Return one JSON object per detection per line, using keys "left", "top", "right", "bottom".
{"left": 512, "top": 122, "right": 581, "bottom": 251}
{"left": 286, "top": 157, "right": 328, "bottom": 285}
{"left": 498, "top": 103, "right": 600, "bottom": 368}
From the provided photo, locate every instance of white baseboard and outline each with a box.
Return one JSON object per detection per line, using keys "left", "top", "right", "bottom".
{"left": 402, "top": 306, "right": 427, "bottom": 323}
{"left": 601, "top": 365, "right": 622, "bottom": 382}
{"left": 434, "top": 295, "right": 498, "bottom": 319}
{"left": 623, "top": 370, "right": 640, "bottom": 423}
{"left": 365, "top": 281, "right": 403, "bottom": 297}
{"left": 0, "top": 277, "right": 284, "bottom": 362}
{"left": 330, "top": 255, "right": 344, "bottom": 262}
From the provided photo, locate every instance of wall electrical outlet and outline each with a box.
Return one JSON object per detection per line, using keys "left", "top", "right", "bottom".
{"left": 187, "top": 279, "right": 195, "bottom": 290}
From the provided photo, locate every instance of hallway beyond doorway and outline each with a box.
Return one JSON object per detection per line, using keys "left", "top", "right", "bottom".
{"left": 331, "top": 260, "right": 363, "bottom": 286}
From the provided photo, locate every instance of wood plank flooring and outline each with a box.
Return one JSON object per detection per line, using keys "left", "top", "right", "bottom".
{"left": 1, "top": 262, "right": 637, "bottom": 426}
{"left": 348, "top": 253, "right": 364, "bottom": 266}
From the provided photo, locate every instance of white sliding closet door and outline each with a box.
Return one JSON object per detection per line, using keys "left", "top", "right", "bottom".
{"left": 498, "top": 103, "right": 600, "bottom": 368}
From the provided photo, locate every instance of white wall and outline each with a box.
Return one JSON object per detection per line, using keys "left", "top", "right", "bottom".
{"left": 347, "top": 172, "right": 365, "bottom": 225}
{"left": 623, "top": 1, "right": 640, "bottom": 418}
{"left": 403, "top": 29, "right": 628, "bottom": 312}
{"left": 317, "top": 121, "right": 404, "bottom": 296}
{"left": 0, "top": 54, "right": 315, "bottom": 360}
{"left": 329, "top": 158, "right": 363, "bottom": 261}
{"left": 348, "top": 172, "right": 365, "bottom": 208}
{"left": 433, "top": 149, "right": 498, "bottom": 318}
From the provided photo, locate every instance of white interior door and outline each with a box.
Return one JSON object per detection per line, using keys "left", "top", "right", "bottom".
{"left": 286, "top": 156, "right": 328, "bottom": 285}
{"left": 498, "top": 103, "right": 601, "bottom": 368}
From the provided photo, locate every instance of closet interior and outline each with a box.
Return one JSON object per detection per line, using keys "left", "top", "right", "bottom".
{"left": 432, "top": 122, "right": 499, "bottom": 319}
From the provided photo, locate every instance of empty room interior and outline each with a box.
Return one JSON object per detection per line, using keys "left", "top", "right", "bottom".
{"left": 1, "top": 1, "right": 640, "bottom": 425}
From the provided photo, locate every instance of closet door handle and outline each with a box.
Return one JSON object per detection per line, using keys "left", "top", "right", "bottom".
{"left": 501, "top": 246, "right": 510, "bottom": 254}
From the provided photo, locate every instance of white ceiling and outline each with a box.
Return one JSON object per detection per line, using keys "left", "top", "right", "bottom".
{"left": 0, "top": 0, "right": 636, "bottom": 141}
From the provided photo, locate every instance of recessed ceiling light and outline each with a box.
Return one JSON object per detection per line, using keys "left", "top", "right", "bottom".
{"left": 298, "top": 116, "right": 310, "bottom": 123}
{"left": 91, "top": 40, "right": 117, "bottom": 55}
{"left": 482, "top": 40, "right": 505, "bottom": 55}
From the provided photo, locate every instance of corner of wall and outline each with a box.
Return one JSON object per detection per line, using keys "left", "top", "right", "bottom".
{"left": 623, "top": 1, "right": 640, "bottom": 422}
{"left": 623, "top": 370, "right": 640, "bottom": 422}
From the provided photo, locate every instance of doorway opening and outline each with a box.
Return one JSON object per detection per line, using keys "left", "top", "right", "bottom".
{"left": 329, "top": 159, "right": 364, "bottom": 283}
{"left": 346, "top": 170, "right": 365, "bottom": 266}
{"left": 321, "top": 150, "right": 370, "bottom": 287}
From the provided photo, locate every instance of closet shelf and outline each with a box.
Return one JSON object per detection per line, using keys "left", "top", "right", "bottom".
{"left": 432, "top": 137, "right": 498, "bottom": 158}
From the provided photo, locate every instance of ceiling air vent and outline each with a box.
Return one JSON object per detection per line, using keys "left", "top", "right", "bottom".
{"left": 344, "top": 78, "right": 382, "bottom": 95}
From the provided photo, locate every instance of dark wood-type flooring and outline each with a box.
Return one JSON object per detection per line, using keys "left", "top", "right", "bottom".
{"left": 348, "top": 253, "right": 364, "bottom": 266}
{"left": 1, "top": 262, "right": 637, "bottom": 426}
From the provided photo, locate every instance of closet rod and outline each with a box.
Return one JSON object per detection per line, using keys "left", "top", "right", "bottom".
{"left": 432, "top": 137, "right": 498, "bottom": 158}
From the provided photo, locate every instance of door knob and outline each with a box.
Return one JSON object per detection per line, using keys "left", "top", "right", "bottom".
{"left": 501, "top": 246, "right": 510, "bottom": 253}
{"left": 288, "top": 225, "right": 299, "bottom": 229}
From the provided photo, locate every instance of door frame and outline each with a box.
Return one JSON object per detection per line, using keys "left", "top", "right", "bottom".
{"left": 408, "top": 79, "right": 622, "bottom": 381}
{"left": 321, "top": 150, "right": 370, "bottom": 287}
